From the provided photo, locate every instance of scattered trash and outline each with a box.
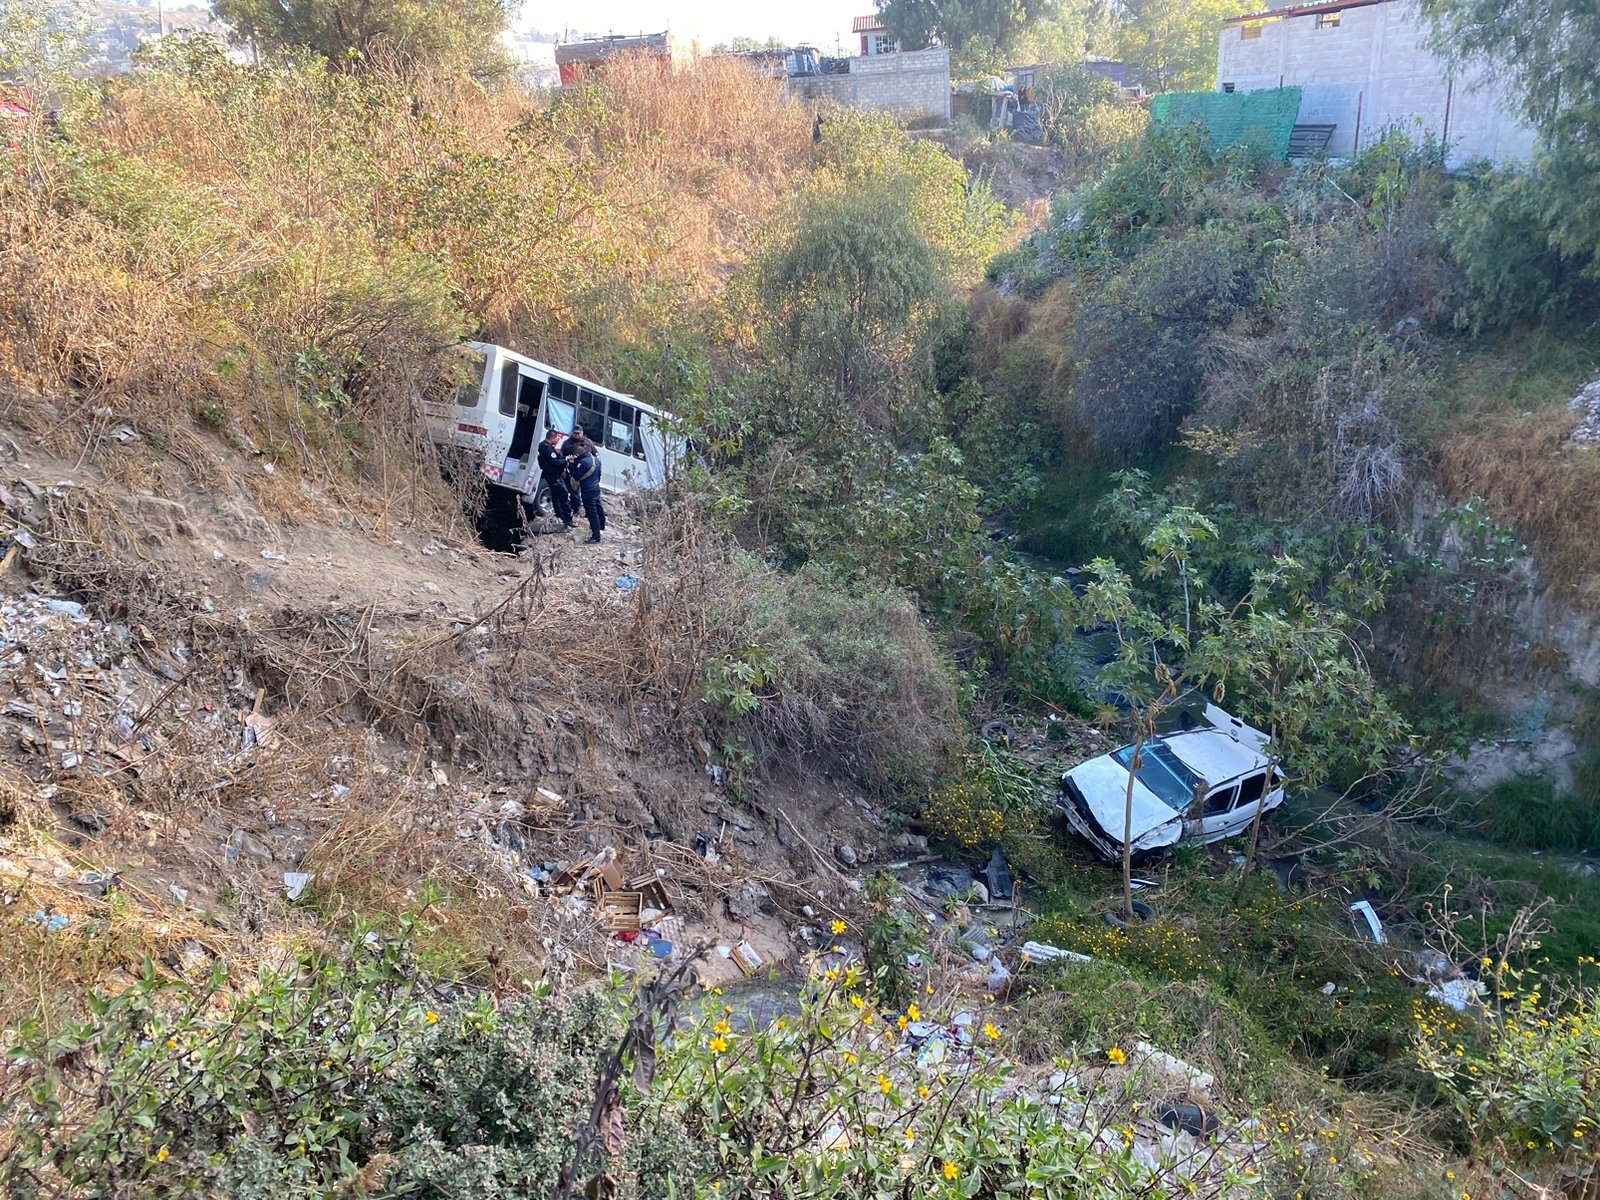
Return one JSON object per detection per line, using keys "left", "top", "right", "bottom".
{"left": 1427, "top": 977, "right": 1489, "bottom": 1012}
{"left": 259, "top": 549, "right": 288, "bottom": 563}
{"left": 1349, "top": 900, "right": 1388, "bottom": 945}
{"left": 1320, "top": 981, "right": 1337, "bottom": 996}
{"left": 1156, "top": 1104, "right": 1218, "bottom": 1137}
{"left": 925, "top": 866, "right": 977, "bottom": 899}
{"left": 45, "top": 599, "right": 86, "bottom": 619}
{"left": 962, "top": 926, "right": 992, "bottom": 962}
{"left": 730, "top": 940, "right": 764, "bottom": 975}
{"left": 600, "top": 890, "right": 642, "bottom": 933}
{"left": 1131, "top": 1041, "right": 1214, "bottom": 1099}
{"left": 983, "top": 846, "right": 1013, "bottom": 901}
{"left": 168, "top": 885, "right": 190, "bottom": 905}
{"left": 982, "top": 958, "right": 1011, "bottom": 989}
{"left": 615, "top": 573, "right": 642, "bottom": 594}
{"left": 283, "top": 872, "right": 313, "bottom": 901}
{"left": 27, "top": 910, "right": 71, "bottom": 933}
{"left": 80, "top": 870, "right": 120, "bottom": 897}
{"left": 1020, "top": 940, "right": 1093, "bottom": 965}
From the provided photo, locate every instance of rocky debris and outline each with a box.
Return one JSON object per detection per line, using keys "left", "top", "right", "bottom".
{"left": 833, "top": 842, "right": 858, "bottom": 868}
{"left": 1571, "top": 376, "right": 1600, "bottom": 445}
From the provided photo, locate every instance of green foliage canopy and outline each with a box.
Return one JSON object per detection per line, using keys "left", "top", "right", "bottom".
{"left": 1113, "top": 0, "right": 1254, "bottom": 92}
{"left": 874, "top": 0, "right": 1060, "bottom": 55}
{"left": 1424, "top": 0, "right": 1600, "bottom": 322}
{"left": 213, "top": 0, "right": 515, "bottom": 74}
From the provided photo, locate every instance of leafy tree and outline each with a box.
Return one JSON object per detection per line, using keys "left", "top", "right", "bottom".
{"left": 875, "top": 0, "right": 1061, "bottom": 57}
{"left": 1113, "top": 0, "right": 1253, "bottom": 93}
{"left": 1199, "top": 558, "right": 1409, "bottom": 879}
{"left": 762, "top": 179, "right": 944, "bottom": 409}
{"left": 1075, "top": 504, "right": 1219, "bottom": 919}
{"left": 0, "top": 0, "right": 92, "bottom": 108}
{"left": 1423, "top": 0, "right": 1600, "bottom": 321}
{"left": 213, "top": 0, "right": 515, "bottom": 74}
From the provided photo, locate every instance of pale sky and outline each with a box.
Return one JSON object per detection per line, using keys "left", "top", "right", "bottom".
{"left": 516, "top": 0, "right": 872, "bottom": 55}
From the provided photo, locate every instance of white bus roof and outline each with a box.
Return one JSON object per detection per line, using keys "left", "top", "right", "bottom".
{"left": 467, "top": 341, "right": 663, "bottom": 417}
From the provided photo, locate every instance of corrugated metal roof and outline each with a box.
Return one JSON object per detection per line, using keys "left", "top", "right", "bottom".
{"left": 554, "top": 33, "right": 672, "bottom": 64}
{"left": 1223, "top": 0, "right": 1391, "bottom": 26}
{"left": 852, "top": 15, "right": 887, "bottom": 33}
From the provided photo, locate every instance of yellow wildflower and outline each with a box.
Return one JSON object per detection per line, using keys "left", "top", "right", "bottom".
{"left": 943, "top": 1161, "right": 959, "bottom": 1181}
{"left": 907, "top": 1003, "right": 921, "bottom": 1022}
{"left": 156, "top": 1147, "right": 170, "bottom": 1163}
{"left": 831, "top": 919, "right": 847, "bottom": 934}
{"left": 879, "top": 1074, "right": 893, "bottom": 1094}
{"left": 1107, "top": 1046, "right": 1127, "bottom": 1065}
{"left": 851, "top": 994, "right": 866, "bottom": 1010}
{"left": 424, "top": 1011, "right": 439, "bottom": 1025}
{"left": 983, "top": 1022, "right": 1000, "bottom": 1040}
{"left": 709, "top": 1036, "right": 728, "bottom": 1053}
{"left": 713, "top": 1019, "right": 732, "bottom": 1035}
{"left": 825, "top": 967, "right": 840, "bottom": 981}
{"left": 918, "top": 1084, "right": 930, "bottom": 1099}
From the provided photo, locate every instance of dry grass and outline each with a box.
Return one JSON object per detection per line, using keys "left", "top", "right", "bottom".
{"left": 0, "top": 51, "right": 816, "bottom": 539}
{"left": 1431, "top": 333, "right": 1600, "bottom": 606}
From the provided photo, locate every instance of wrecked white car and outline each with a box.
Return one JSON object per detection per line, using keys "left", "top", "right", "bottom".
{"left": 1058, "top": 705, "right": 1285, "bottom": 862}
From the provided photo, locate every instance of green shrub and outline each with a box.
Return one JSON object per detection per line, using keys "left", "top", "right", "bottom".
{"left": 1415, "top": 963, "right": 1600, "bottom": 1167}
{"left": 1073, "top": 223, "right": 1265, "bottom": 460}
{"left": 709, "top": 555, "right": 959, "bottom": 790}
{"left": 1033, "top": 63, "right": 1148, "bottom": 183}
{"left": 1442, "top": 161, "right": 1600, "bottom": 330}
{"left": 0, "top": 916, "right": 704, "bottom": 1200}
{"left": 1472, "top": 754, "right": 1600, "bottom": 852}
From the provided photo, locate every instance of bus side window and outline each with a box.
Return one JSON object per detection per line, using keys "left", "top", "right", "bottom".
{"left": 497, "top": 365, "right": 519, "bottom": 418}
{"left": 545, "top": 378, "right": 578, "bottom": 434}
{"left": 605, "top": 398, "right": 637, "bottom": 457}
{"left": 577, "top": 388, "right": 607, "bottom": 443}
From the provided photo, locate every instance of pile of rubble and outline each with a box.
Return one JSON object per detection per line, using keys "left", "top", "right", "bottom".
{"left": 1571, "top": 376, "right": 1600, "bottom": 445}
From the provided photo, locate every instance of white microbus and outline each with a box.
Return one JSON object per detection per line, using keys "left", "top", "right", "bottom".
{"left": 424, "top": 342, "right": 682, "bottom": 506}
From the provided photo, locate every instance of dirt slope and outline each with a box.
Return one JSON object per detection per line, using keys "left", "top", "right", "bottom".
{"left": 0, "top": 433, "right": 891, "bottom": 1027}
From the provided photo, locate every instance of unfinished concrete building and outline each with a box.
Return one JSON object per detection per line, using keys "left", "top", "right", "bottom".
{"left": 1215, "top": 0, "right": 1536, "bottom": 166}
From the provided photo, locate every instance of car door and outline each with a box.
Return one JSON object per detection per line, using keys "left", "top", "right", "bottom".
{"left": 1187, "top": 781, "right": 1239, "bottom": 842}
{"left": 1216, "top": 771, "right": 1269, "bottom": 840}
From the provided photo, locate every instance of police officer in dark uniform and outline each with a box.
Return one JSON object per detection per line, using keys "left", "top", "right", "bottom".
{"left": 536, "top": 430, "right": 575, "bottom": 528}
{"left": 565, "top": 433, "right": 606, "bottom": 543}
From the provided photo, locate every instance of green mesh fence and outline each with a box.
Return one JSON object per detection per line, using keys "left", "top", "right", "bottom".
{"left": 1149, "top": 87, "right": 1304, "bottom": 159}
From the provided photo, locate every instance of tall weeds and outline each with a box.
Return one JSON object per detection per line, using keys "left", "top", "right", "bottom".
{"left": 0, "top": 42, "right": 812, "bottom": 526}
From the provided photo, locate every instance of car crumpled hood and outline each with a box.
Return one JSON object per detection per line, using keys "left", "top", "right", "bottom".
{"left": 1063, "top": 754, "right": 1183, "bottom": 849}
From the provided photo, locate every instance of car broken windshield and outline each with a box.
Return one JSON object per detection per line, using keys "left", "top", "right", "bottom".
{"left": 1111, "top": 741, "right": 1199, "bottom": 813}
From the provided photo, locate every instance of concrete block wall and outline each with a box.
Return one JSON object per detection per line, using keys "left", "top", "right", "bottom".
{"left": 1215, "top": 0, "right": 1535, "bottom": 166}
{"left": 786, "top": 47, "right": 951, "bottom": 119}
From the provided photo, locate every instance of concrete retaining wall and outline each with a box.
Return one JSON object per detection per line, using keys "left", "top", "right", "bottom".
{"left": 786, "top": 47, "right": 951, "bottom": 120}
{"left": 1216, "top": 0, "right": 1534, "bottom": 166}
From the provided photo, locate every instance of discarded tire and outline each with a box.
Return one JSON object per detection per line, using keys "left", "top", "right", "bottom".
{"left": 1156, "top": 1103, "right": 1218, "bottom": 1137}
{"left": 979, "top": 720, "right": 1016, "bottom": 746}
{"left": 1101, "top": 900, "right": 1157, "bottom": 928}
